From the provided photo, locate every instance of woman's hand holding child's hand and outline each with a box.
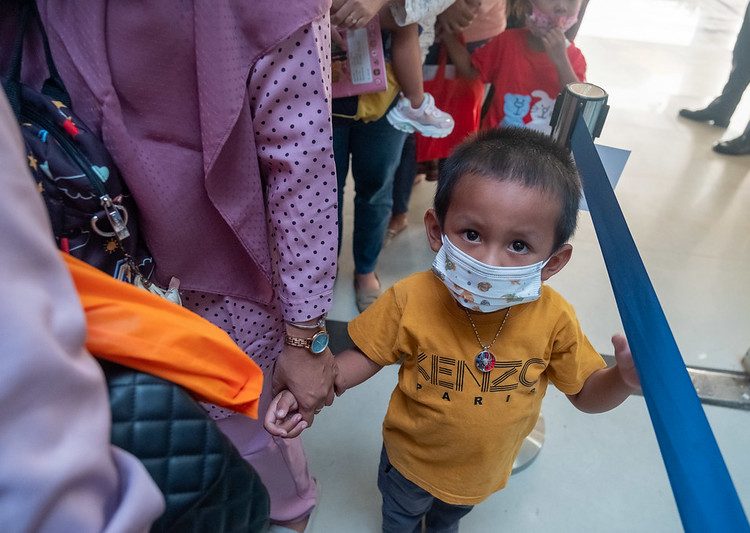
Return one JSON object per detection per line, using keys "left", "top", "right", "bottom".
{"left": 612, "top": 333, "right": 641, "bottom": 390}
{"left": 264, "top": 391, "right": 308, "bottom": 438}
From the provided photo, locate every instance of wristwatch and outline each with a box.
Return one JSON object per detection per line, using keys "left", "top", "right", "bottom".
{"left": 284, "top": 329, "right": 330, "bottom": 355}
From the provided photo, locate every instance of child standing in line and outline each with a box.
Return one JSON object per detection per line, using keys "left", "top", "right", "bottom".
{"left": 266, "top": 127, "right": 640, "bottom": 532}
{"left": 332, "top": 0, "right": 457, "bottom": 138}
{"left": 443, "top": 0, "right": 587, "bottom": 133}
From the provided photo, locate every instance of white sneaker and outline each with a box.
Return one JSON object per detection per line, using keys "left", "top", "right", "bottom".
{"left": 386, "top": 93, "right": 455, "bottom": 138}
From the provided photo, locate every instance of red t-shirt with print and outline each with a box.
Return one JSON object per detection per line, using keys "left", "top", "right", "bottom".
{"left": 471, "top": 28, "right": 586, "bottom": 132}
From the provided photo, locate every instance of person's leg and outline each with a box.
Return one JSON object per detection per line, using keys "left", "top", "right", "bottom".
{"left": 377, "top": 446, "right": 434, "bottom": 533}
{"left": 386, "top": 133, "right": 417, "bottom": 244}
{"left": 349, "top": 115, "right": 407, "bottom": 308}
{"left": 382, "top": 9, "right": 454, "bottom": 138}
{"left": 181, "top": 292, "right": 317, "bottom": 530}
{"left": 333, "top": 117, "right": 352, "bottom": 256}
{"left": 349, "top": 115, "right": 407, "bottom": 273}
{"left": 680, "top": 3, "right": 750, "bottom": 125}
{"left": 424, "top": 498, "right": 474, "bottom": 533}
{"left": 715, "top": 2, "right": 750, "bottom": 115}
{"left": 381, "top": 11, "right": 425, "bottom": 109}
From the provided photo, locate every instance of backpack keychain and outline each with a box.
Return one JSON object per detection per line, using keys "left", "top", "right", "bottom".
{"left": 5, "top": 1, "right": 181, "bottom": 306}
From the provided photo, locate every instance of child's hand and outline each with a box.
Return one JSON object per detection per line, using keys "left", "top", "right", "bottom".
{"left": 264, "top": 390, "right": 308, "bottom": 438}
{"left": 612, "top": 334, "right": 641, "bottom": 390}
{"left": 438, "top": 0, "right": 482, "bottom": 34}
{"left": 331, "top": 0, "right": 389, "bottom": 29}
{"left": 539, "top": 27, "right": 569, "bottom": 65}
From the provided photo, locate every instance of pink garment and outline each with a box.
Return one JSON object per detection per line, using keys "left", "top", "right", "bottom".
{"left": 181, "top": 21, "right": 335, "bottom": 523}
{"left": 462, "top": 0, "right": 508, "bottom": 43}
{"left": 36, "top": 1, "right": 334, "bottom": 316}
{"left": 28, "top": 2, "right": 337, "bottom": 523}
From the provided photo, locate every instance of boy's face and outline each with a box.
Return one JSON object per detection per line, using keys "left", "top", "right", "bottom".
{"left": 425, "top": 173, "right": 572, "bottom": 282}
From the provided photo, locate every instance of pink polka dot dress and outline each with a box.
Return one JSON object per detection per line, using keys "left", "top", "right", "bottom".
{"left": 184, "top": 18, "right": 336, "bottom": 413}
{"left": 181, "top": 18, "right": 337, "bottom": 521}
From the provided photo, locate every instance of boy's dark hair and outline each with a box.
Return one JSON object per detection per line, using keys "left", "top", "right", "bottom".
{"left": 434, "top": 127, "right": 582, "bottom": 251}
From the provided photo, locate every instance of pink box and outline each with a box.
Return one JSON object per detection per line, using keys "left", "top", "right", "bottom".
{"left": 331, "top": 18, "right": 388, "bottom": 98}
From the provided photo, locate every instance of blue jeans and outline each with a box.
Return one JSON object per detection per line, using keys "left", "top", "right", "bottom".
{"left": 378, "top": 446, "right": 474, "bottom": 533}
{"left": 333, "top": 113, "right": 407, "bottom": 274}
{"left": 392, "top": 133, "right": 417, "bottom": 216}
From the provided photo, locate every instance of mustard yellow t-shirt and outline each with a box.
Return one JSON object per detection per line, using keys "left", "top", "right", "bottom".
{"left": 348, "top": 271, "right": 606, "bottom": 506}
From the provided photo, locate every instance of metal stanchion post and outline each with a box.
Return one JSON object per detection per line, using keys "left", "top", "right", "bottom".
{"left": 511, "top": 83, "right": 610, "bottom": 475}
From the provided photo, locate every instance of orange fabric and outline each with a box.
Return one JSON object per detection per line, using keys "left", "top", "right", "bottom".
{"left": 62, "top": 253, "right": 263, "bottom": 419}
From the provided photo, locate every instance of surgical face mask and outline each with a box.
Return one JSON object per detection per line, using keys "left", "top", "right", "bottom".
{"left": 432, "top": 235, "right": 549, "bottom": 313}
{"left": 526, "top": 2, "right": 579, "bottom": 38}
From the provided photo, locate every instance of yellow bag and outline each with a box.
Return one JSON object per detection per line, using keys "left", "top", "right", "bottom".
{"left": 333, "top": 63, "right": 400, "bottom": 123}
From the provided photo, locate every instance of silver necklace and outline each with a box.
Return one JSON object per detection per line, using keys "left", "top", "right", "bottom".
{"left": 463, "top": 307, "right": 510, "bottom": 373}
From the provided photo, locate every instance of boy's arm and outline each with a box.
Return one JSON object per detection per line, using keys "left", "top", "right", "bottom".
{"left": 334, "top": 347, "right": 384, "bottom": 395}
{"left": 441, "top": 31, "right": 480, "bottom": 79}
{"left": 567, "top": 334, "right": 641, "bottom": 413}
{"left": 540, "top": 28, "right": 580, "bottom": 86}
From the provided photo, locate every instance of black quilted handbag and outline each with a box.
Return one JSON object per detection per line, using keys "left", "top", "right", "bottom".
{"left": 102, "top": 361, "right": 270, "bottom": 533}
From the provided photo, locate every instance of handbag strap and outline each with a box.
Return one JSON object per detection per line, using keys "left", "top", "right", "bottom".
{"left": 435, "top": 33, "right": 466, "bottom": 82}
{"left": 3, "top": 1, "right": 71, "bottom": 116}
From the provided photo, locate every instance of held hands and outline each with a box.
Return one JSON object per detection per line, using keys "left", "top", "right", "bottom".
{"left": 331, "top": 0, "right": 390, "bottom": 29}
{"left": 266, "top": 355, "right": 347, "bottom": 439}
{"left": 265, "top": 390, "right": 307, "bottom": 438}
{"left": 612, "top": 333, "right": 640, "bottom": 390}
{"left": 271, "top": 340, "right": 336, "bottom": 428}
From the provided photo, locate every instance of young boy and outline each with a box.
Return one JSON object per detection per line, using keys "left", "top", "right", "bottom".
{"left": 266, "top": 127, "right": 640, "bottom": 531}
{"left": 443, "top": 0, "right": 586, "bottom": 133}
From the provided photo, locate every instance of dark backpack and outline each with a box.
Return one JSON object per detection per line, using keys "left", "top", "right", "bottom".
{"left": 3, "top": 2, "right": 153, "bottom": 283}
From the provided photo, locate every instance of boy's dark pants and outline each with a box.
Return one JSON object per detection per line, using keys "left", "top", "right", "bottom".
{"left": 378, "top": 446, "right": 473, "bottom": 533}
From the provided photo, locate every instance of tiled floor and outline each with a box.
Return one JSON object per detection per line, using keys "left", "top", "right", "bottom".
{"left": 305, "top": 1, "right": 750, "bottom": 531}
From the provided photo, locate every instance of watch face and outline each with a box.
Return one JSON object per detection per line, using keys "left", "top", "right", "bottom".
{"left": 310, "top": 331, "right": 330, "bottom": 354}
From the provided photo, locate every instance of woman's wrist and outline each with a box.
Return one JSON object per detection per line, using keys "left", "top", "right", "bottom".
{"left": 285, "top": 314, "right": 326, "bottom": 330}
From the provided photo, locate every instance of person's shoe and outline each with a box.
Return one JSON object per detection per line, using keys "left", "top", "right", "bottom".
{"left": 383, "top": 221, "right": 408, "bottom": 248}
{"left": 354, "top": 274, "right": 381, "bottom": 313}
{"left": 678, "top": 105, "right": 731, "bottom": 128}
{"left": 417, "top": 159, "right": 439, "bottom": 182}
{"left": 712, "top": 132, "right": 750, "bottom": 155}
{"left": 386, "top": 93, "right": 455, "bottom": 138}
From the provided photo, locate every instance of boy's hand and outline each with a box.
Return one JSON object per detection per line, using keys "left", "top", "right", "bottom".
{"left": 264, "top": 390, "right": 308, "bottom": 438}
{"left": 612, "top": 334, "right": 640, "bottom": 390}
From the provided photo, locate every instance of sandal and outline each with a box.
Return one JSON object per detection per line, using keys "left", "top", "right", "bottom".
{"left": 383, "top": 223, "right": 408, "bottom": 248}
{"left": 354, "top": 273, "right": 381, "bottom": 313}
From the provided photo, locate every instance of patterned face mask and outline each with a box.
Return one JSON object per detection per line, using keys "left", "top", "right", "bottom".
{"left": 525, "top": 2, "right": 579, "bottom": 38}
{"left": 432, "top": 235, "right": 549, "bottom": 313}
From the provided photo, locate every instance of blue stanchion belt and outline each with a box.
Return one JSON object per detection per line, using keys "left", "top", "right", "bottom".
{"left": 570, "top": 115, "right": 749, "bottom": 532}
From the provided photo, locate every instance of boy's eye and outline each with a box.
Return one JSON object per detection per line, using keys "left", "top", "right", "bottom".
{"left": 465, "top": 230, "right": 480, "bottom": 242}
{"left": 510, "top": 240, "right": 528, "bottom": 253}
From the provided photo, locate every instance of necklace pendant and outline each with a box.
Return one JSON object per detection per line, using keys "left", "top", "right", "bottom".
{"left": 475, "top": 349, "right": 496, "bottom": 373}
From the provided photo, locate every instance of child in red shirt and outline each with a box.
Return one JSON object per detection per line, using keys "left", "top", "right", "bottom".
{"left": 444, "top": 0, "right": 586, "bottom": 133}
